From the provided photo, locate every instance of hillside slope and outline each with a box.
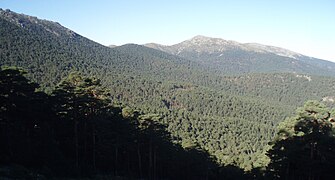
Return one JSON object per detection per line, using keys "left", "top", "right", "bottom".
{"left": 0, "top": 9, "right": 200, "bottom": 91}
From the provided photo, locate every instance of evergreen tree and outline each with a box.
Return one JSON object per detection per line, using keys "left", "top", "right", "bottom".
{"left": 51, "top": 72, "right": 110, "bottom": 175}
{"left": 0, "top": 67, "right": 55, "bottom": 168}
{"left": 266, "top": 101, "right": 335, "bottom": 180}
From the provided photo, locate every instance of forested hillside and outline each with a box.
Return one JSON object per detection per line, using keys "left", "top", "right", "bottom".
{"left": 1, "top": 68, "right": 244, "bottom": 179}
{"left": 1, "top": 9, "right": 335, "bottom": 173}
{"left": 2, "top": 68, "right": 335, "bottom": 179}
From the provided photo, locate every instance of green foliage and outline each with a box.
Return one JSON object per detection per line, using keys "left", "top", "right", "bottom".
{"left": 266, "top": 101, "right": 335, "bottom": 179}
{"left": 0, "top": 69, "right": 252, "bottom": 179}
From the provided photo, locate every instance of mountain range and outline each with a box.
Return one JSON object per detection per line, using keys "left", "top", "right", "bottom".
{"left": 144, "top": 35, "right": 335, "bottom": 76}
{"left": 1, "top": 8, "right": 335, "bottom": 171}
{"left": 145, "top": 35, "right": 302, "bottom": 58}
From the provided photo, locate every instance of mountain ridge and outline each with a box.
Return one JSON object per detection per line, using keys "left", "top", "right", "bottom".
{"left": 0, "top": 8, "right": 78, "bottom": 39}
{"left": 143, "top": 35, "right": 335, "bottom": 76}
{"left": 144, "top": 35, "right": 303, "bottom": 59}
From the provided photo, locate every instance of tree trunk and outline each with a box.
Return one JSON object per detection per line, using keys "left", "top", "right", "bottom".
{"left": 285, "top": 162, "right": 290, "bottom": 180}
{"left": 127, "top": 149, "right": 130, "bottom": 178}
{"left": 92, "top": 123, "right": 96, "bottom": 171}
{"left": 74, "top": 120, "right": 79, "bottom": 170}
{"left": 84, "top": 121, "right": 87, "bottom": 166}
{"left": 149, "top": 140, "right": 152, "bottom": 180}
{"left": 153, "top": 147, "right": 157, "bottom": 180}
{"left": 309, "top": 141, "right": 316, "bottom": 180}
{"left": 137, "top": 143, "right": 142, "bottom": 178}
{"left": 115, "top": 146, "right": 118, "bottom": 176}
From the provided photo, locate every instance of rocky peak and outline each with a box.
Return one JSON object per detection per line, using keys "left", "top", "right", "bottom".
{"left": 189, "top": 35, "right": 213, "bottom": 42}
{"left": 170, "top": 35, "right": 244, "bottom": 54}
{"left": 144, "top": 35, "right": 312, "bottom": 60}
{"left": 0, "top": 8, "right": 78, "bottom": 38}
{"left": 244, "top": 43, "right": 302, "bottom": 59}
{"left": 186, "top": 35, "right": 238, "bottom": 46}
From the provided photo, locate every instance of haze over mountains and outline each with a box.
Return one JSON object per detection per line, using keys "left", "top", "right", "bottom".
{"left": 1, "top": 8, "right": 335, "bottom": 179}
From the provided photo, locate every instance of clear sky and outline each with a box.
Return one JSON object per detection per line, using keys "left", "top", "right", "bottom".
{"left": 1, "top": 0, "right": 335, "bottom": 61}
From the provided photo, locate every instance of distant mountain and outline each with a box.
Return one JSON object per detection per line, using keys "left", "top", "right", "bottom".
{"left": 145, "top": 35, "right": 302, "bottom": 59}
{"left": 145, "top": 35, "right": 335, "bottom": 76}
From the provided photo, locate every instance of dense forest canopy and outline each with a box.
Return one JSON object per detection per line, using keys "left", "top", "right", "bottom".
{"left": 1, "top": 68, "right": 335, "bottom": 179}
{"left": 1, "top": 9, "right": 335, "bottom": 179}
{"left": 0, "top": 67, "right": 249, "bottom": 179}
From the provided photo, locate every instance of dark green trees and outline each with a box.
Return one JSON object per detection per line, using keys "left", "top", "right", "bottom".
{"left": 0, "top": 67, "right": 61, "bottom": 177}
{"left": 1, "top": 68, "right": 237, "bottom": 179}
{"left": 266, "top": 101, "right": 335, "bottom": 180}
{"left": 51, "top": 72, "right": 110, "bottom": 174}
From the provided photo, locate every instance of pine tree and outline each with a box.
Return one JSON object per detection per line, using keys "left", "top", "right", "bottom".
{"left": 266, "top": 100, "right": 335, "bottom": 180}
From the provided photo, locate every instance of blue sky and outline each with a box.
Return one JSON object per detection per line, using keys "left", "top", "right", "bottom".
{"left": 1, "top": 0, "right": 335, "bottom": 61}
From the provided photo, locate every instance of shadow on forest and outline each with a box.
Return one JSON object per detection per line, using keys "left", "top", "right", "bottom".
{"left": 0, "top": 68, "right": 249, "bottom": 179}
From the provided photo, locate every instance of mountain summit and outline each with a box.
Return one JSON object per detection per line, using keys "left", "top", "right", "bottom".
{"left": 145, "top": 35, "right": 243, "bottom": 55}
{"left": 146, "top": 35, "right": 301, "bottom": 59}
{"left": 144, "top": 35, "right": 335, "bottom": 76}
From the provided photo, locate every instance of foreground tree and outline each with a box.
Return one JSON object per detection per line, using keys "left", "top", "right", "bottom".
{"left": 266, "top": 100, "right": 335, "bottom": 180}
{"left": 51, "top": 72, "right": 110, "bottom": 175}
{"left": 0, "top": 67, "right": 55, "bottom": 167}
